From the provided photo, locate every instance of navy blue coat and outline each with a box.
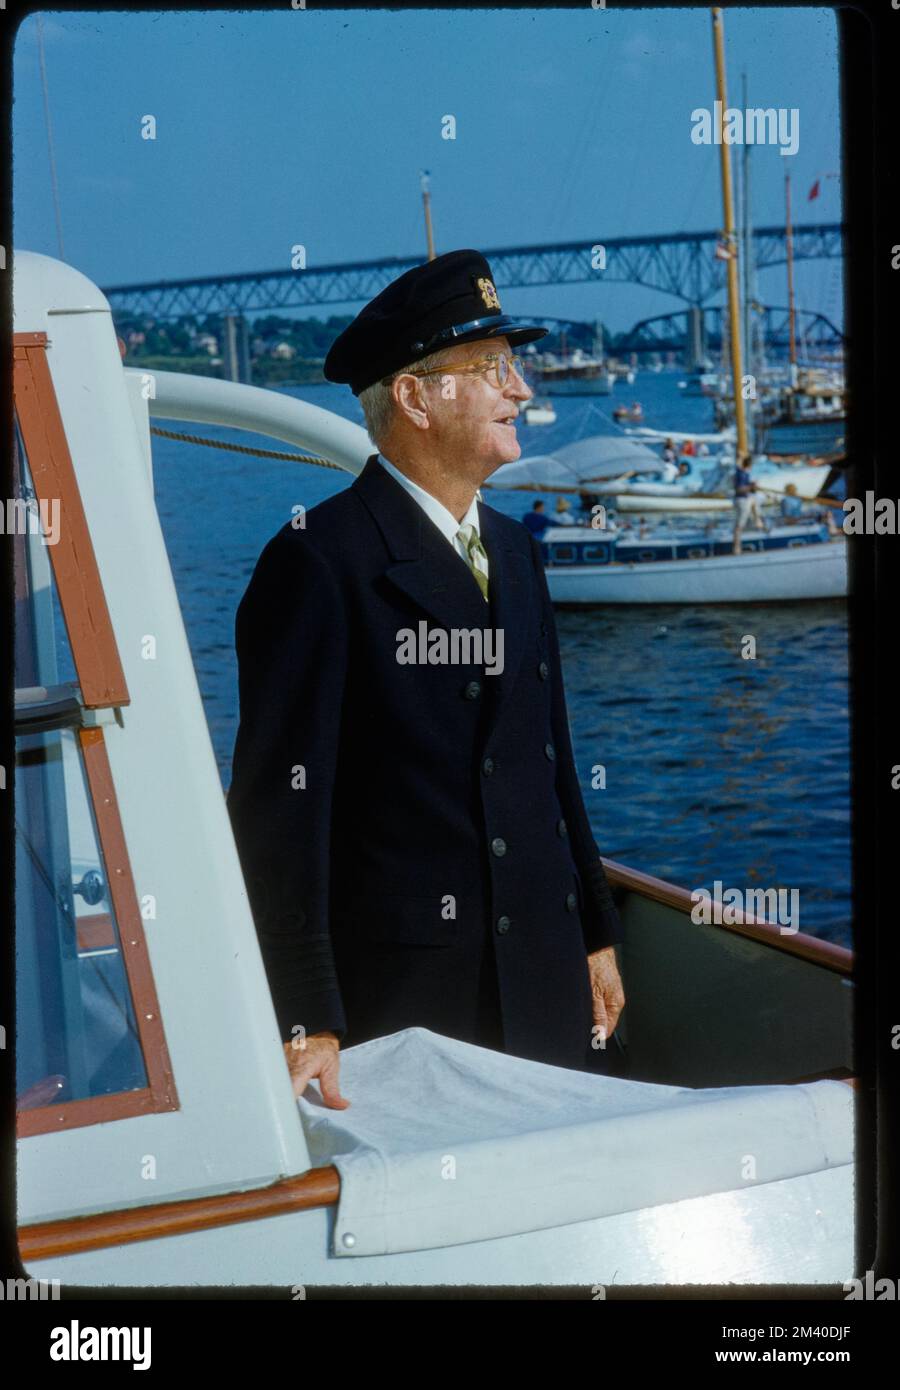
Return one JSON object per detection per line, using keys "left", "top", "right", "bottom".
{"left": 228, "top": 455, "right": 623, "bottom": 1072}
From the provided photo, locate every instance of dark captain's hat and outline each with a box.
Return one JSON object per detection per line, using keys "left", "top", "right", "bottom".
{"left": 323, "top": 248, "right": 548, "bottom": 396}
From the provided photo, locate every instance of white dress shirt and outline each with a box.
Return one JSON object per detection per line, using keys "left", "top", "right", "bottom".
{"left": 376, "top": 452, "right": 488, "bottom": 577}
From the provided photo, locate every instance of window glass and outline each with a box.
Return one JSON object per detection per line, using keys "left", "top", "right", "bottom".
{"left": 15, "top": 727, "right": 148, "bottom": 1110}
{"left": 14, "top": 418, "right": 148, "bottom": 1113}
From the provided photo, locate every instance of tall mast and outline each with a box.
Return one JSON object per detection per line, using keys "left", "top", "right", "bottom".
{"left": 740, "top": 70, "right": 752, "bottom": 379}
{"left": 740, "top": 69, "right": 756, "bottom": 451}
{"left": 784, "top": 170, "right": 798, "bottom": 378}
{"left": 420, "top": 170, "right": 436, "bottom": 262}
{"left": 711, "top": 8, "right": 749, "bottom": 462}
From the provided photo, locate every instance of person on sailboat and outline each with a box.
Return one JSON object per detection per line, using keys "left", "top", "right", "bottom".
{"left": 228, "top": 249, "right": 625, "bottom": 1110}
{"left": 779, "top": 483, "right": 805, "bottom": 524}
{"left": 522, "top": 499, "right": 552, "bottom": 537}
{"left": 660, "top": 454, "right": 680, "bottom": 484}
{"left": 732, "top": 460, "right": 763, "bottom": 553}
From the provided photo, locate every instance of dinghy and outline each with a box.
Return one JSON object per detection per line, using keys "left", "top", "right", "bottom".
{"left": 13, "top": 249, "right": 853, "bottom": 1288}
{"left": 522, "top": 397, "right": 557, "bottom": 425}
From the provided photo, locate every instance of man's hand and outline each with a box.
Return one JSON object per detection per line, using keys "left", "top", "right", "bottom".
{"left": 587, "top": 946, "right": 625, "bottom": 1047}
{"left": 283, "top": 1031, "right": 350, "bottom": 1109}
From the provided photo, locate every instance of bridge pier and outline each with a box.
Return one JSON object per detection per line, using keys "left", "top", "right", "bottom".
{"left": 222, "top": 313, "right": 252, "bottom": 385}
{"left": 685, "top": 305, "right": 707, "bottom": 370}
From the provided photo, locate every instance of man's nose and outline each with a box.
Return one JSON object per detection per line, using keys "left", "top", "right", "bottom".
{"left": 507, "top": 368, "right": 532, "bottom": 402}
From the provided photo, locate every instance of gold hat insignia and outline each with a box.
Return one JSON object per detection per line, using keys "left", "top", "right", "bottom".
{"left": 476, "top": 277, "right": 501, "bottom": 310}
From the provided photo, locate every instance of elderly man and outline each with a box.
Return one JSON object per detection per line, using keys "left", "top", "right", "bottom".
{"left": 228, "top": 249, "right": 625, "bottom": 1109}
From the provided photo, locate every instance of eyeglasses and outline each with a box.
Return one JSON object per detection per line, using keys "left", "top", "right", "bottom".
{"left": 403, "top": 352, "right": 528, "bottom": 390}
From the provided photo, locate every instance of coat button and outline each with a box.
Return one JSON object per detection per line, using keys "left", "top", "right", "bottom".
{"left": 482, "top": 757, "right": 495, "bottom": 776}
{"left": 544, "top": 742, "right": 556, "bottom": 761}
{"left": 464, "top": 680, "right": 482, "bottom": 700}
{"left": 491, "top": 837, "right": 507, "bottom": 857}
{"left": 557, "top": 818, "right": 568, "bottom": 838}
{"left": 496, "top": 915, "right": 512, "bottom": 935}
{"left": 538, "top": 661, "right": 549, "bottom": 680}
{"left": 565, "top": 892, "right": 577, "bottom": 912}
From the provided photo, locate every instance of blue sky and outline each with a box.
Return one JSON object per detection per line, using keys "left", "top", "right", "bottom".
{"left": 14, "top": 7, "right": 842, "bottom": 332}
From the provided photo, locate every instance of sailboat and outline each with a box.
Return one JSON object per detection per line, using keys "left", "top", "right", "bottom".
{"left": 752, "top": 368, "right": 847, "bottom": 457}
{"left": 501, "top": 39, "right": 847, "bottom": 574}
{"left": 529, "top": 326, "right": 617, "bottom": 396}
{"left": 492, "top": 433, "right": 834, "bottom": 517}
{"left": 715, "top": 169, "right": 847, "bottom": 457}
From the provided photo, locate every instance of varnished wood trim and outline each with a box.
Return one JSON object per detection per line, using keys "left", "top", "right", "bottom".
{"left": 13, "top": 332, "right": 129, "bottom": 708}
{"left": 17, "top": 729, "right": 179, "bottom": 1137}
{"left": 19, "top": 1167, "right": 341, "bottom": 1263}
{"left": 600, "top": 856, "right": 853, "bottom": 975}
{"left": 14, "top": 332, "right": 48, "bottom": 354}
{"left": 76, "top": 913, "right": 116, "bottom": 952}
{"left": 18, "top": 1086, "right": 167, "bottom": 1130}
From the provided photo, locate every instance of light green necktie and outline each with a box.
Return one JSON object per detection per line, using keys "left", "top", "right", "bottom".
{"left": 456, "top": 523, "right": 489, "bottom": 602}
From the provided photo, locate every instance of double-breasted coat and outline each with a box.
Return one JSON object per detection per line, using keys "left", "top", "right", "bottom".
{"left": 228, "top": 455, "right": 623, "bottom": 1072}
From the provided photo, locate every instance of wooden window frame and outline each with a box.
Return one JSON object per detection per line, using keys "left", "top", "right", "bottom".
{"left": 14, "top": 332, "right": 178, "bottom": 1136}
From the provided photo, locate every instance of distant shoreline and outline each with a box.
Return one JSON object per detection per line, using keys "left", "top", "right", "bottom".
{"left": 123, "top": 354, "right": 328, "bottom": 387}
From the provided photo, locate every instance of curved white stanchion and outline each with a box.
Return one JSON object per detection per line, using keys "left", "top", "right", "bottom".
{"left": 132, "top": 368, "right": 372, "bottom": 476}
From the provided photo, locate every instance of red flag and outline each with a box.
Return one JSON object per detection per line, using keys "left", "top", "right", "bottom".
{"left": 808, "top": 179, "right": 820, "bottom": 201}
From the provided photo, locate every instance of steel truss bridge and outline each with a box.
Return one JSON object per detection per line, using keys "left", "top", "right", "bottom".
{"left": 618, "top": 305, "right": 843, "bottom": 355}
{"left": 103, "top": 223, "right": 843, "bottom": 361}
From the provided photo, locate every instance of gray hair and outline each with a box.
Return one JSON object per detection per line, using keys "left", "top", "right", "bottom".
{"left": 358, "top": 349, "right": 450, "bottom": 449}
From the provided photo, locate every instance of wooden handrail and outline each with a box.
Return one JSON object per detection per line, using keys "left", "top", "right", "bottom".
{"left": 19, "top": 1166, "right": 340, "bottom": 1264}
{"left": 600, "top": 856, "right": 853, "bottom": 975}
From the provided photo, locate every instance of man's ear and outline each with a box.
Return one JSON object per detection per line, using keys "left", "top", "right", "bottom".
{"left": 393, "top": 374, "right": 431, "bottom": 432}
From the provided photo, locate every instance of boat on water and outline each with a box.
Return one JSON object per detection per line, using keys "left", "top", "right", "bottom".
{"left": 13, "top": 248, "right": 853, "bottom": 1287}
{"left": 612, "top": 402, "right": 644, "bottom": 423}
{"left": 625, "top": 425, "right": 734, "bottom": 445}
{"left": 490, "top": 433, "right": 668, "bottom": 492}
{"left": 493, "top": 432, "right": 835, "bottom": 514}
{"left": 677, "top": 368, "right": 723, "bottom": 397}
{"left": 529, "top": 348, "right": 616, "bottom": 396}
{"left": 750, "top": 372, "right": 846, "bottom": 457}
{"left": 521, "top": 397, "right": 557, "bottom": 425}
{"left": 708, "top": 161, "right": 848, "bottom": 459}
{"left": 713, "top": 382, "right": 846, "bottom": 458}
{"left": 593, "top": 457, "right": 835, "bottom": 513}
{"left": 539, "top": 518, "right": 846, "bottom": 603}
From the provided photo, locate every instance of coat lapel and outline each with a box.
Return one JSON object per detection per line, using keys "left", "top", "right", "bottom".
{"left": 353, "top": 456, "right": 495, "bottom": 632}
{"left": 352, "top": 457, "right": 533, "bottom": 732}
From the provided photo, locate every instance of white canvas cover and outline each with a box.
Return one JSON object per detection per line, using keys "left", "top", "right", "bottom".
{"left": 298, "top": 1028, "right": 853, "bottom": 1258}
{"left": 491, "top": 434, "right": 664, "bottom": 489}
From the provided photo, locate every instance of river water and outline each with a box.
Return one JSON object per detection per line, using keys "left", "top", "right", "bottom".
{"left": 151, "top": 369, "right": 851, "bottom": 946}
